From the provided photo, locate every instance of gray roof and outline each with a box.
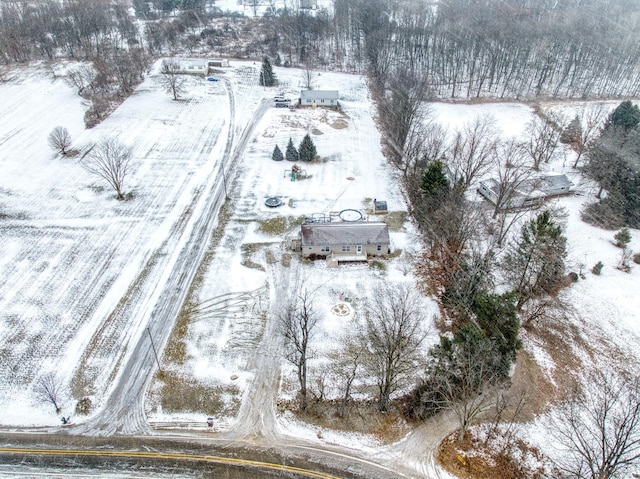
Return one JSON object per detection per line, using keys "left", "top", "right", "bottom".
{"left": 480, "top": 174, "right": 573, "bottom": 197}
{"left": 300, "top": 90, "right": 339, "bottom": 101}
{"left": 301, "top": 222, "right": 389, "bottom": 246}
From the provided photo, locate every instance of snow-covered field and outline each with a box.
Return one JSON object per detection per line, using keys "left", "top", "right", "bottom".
{"left": 1, "top": 56, "right": 640, "bottom": 476}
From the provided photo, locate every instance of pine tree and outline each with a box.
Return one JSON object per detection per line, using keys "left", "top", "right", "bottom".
{"left": 272, "top": 144, "right": 284, "bottom": 161}
{"left": 605, "top": 100, "right": 640, "bottom": 131}
{"left": 298, "top": 134, "right": 317, "bottom": 162}
{"left": 285, "top": 137, "right": 299, "bottom": 162}
{"left": 504, "top": 210, "right": 567, "bottom": 308}
{"left": 259, "top": 57, "right": 276, "bottom": 87}
{"left": 420, "top": 160, "right": 450, "bottom": 198}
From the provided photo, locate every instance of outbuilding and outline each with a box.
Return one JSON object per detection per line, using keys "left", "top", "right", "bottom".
{"left": 299, "top": 221, "right": 390, "bottom": 265}
{"left": 478, "top": 173, "right": 574, "bottom": 210}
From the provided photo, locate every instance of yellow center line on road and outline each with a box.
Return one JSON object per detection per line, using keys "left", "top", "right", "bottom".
{"left": 0, "top": 447, "right": 345, "bottom": 479}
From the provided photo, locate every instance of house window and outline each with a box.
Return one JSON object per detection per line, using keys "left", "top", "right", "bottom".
{"left": 377, "top": 245, "right": 382, "bottom": 251}
{"left": 341, "top": 245, "right": 351, "bottom": 252}
{"left": 321, "top": 99, "right": 325, "bottom": 103}
{"left": 321, "top": 246, "right": 330, "bottom": 252}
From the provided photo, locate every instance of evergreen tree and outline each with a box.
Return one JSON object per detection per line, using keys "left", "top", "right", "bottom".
{"left": 420, "top": 160, "right": 450, "bottom": 198}
{"left": 271, "top": 144, "right": 284, "bottom": 161}
{"left": 259, "top": 57, "right": 276, "bottom": 87}
{"left": 605, "top": 100, "right": 640, "bottom": 131}
{"left": 504, "top": 210, "right": 567, "bottom": 308}
{"left": 298, "top": 134, "right": 317, "bottom": 162}
{"left": 472, "top": 291, "right": 521, "bottom": 374}
{"left": 285, "top": 137, "right": 299, "bottom": 162}
{"left": 275, "top": 53, "right": 282, "bottom": 67}
{"left": 560, "top": 115, "right": 582, "bottom": 146}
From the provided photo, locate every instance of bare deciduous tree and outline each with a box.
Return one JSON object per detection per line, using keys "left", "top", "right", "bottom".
{"left": 66, "top": 64, "right": 97, "bottom": 96}
{"left": 521, "top": 114, "right": 561, "bottom": 170}
{"left": 34, "top": 372, "right": 63, "bottom": 413}
{"left": 550, "top": 372, "right": 640, "bottom": 479}
{"left": 361, "top": 283, "right": 428, "bottom": 412}
{"left": 160, "top": 58, "right": 187, "bottom": 101}
{"left": 572, "top": 104, "right": 608, "bottom": 169}
{"left": 447, "top": 115, "right": 499, "bottom": 189}
{"left": 379, "top": 71, "right": 431, "bottom": 165}
{"left": 489, "top": 139, "right": 533, "bottom": 220}
{"left": 328, "top": 333, "right": 363, "bottom": 417}
{"left": 279, "top": 285, "right": 319, "bottom": 411}
{"left": 301, "top": 62, "right": 316, "bottom": 91}
{"left": 84, "top": 137, "right": 133, "bottom": 200}
{"left": 48, "top": 126, "right": 72, "bottom": 156}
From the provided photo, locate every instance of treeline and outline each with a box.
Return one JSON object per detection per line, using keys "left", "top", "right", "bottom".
{"left": 0, "top": 0, "right": 139, "bottom": 62}
{"left": 3, "top": 0, "right": 640, "bottom": 100}
{"left": 348, "top": 0, "right": 640, "bottom": 99}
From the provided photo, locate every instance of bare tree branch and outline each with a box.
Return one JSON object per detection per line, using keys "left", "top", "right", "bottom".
{"left": 550, "top": 372, "right": 640, "bottom": 479}
{"left": 279, "top": 285, "right": 319, "bottom": 411}
{"left": 361, "top": 283, "right": 429, "bottom": 412}
{"left": 34, "top": 372, "right": 64, "bottom": 414}
{"left": 160, "top": 59, "right": 187, "bottom": 101}
{"left": 48, "top": 126, "right": 72, "bottom": 156}
{"left": 84, "top": 137, "right": 133, "bottom": 200}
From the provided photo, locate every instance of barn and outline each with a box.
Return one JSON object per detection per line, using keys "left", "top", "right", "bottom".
{"left": 299, "top": 221, "right": 390, "bottom": 266}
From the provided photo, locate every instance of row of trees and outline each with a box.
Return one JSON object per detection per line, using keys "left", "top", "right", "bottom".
{"left": 272, "top": 135, "right": 317, "bottom": 162}
{"left": 6, "top": 1, "right": 640, "bottom": 102}
{"left": 583, "top": 101, "right": 640, "bottom": 229}
{"left": 354, "top": 0, "right": 640, "bottom": 99}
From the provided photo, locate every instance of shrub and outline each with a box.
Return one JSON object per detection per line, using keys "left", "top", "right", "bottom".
{"left": 592, "top": 261, "right": 603, "bottom": 275}
{"left": 369, "top": 260, "right": 386, "bottom": 271}
{"left": 634, "top": 253, "right": 640, "bottom": 265}
{"left": 75, "top": 397, "right": 93, "bottom": 415}
{"left": 614, "top": 228, "right": 632, "bottom": 248}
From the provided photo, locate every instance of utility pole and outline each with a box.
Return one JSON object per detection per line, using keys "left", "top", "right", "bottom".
{"left": 147, "top": 327, "right": 162, "bottom": 373}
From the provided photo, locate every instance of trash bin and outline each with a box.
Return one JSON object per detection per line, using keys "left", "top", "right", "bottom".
{"left": 207, "top": 417, "right": 214, "bottom": 427}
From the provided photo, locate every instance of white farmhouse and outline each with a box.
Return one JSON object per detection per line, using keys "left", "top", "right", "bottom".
{"left": 300, "top": 90, "right": 339, "bottom": 107}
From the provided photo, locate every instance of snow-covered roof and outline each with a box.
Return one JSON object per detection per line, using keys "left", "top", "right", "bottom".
{"left": 301, "top": 221, "right": 389, "bottom": 246}
{"left": 300, "top": 90, "right": 339, "bottom": 101}
{"left": 480, "top": 173, "right": 573, "bottom": 198}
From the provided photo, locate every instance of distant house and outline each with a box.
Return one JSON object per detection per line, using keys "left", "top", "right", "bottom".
{"left": 179, "top": 60, "right": 208, "bottom": 75}
{"left": 177, "top": 59, "right": 229, "bottom": 75}
{"left": 300, "top": 90, "right": 339, "bottom": 107}
{"left": 208, "top": 59, "right": 229, "bottom": 68}
{"left": 478, "top": 173, "right": 574, "bottom": 210}
{"left": 298, "top": 221, "right": 390, "bottom": 266}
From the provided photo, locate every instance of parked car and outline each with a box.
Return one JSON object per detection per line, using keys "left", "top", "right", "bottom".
{"left": 207, "top": 77, "right": 219, "bottom": 82}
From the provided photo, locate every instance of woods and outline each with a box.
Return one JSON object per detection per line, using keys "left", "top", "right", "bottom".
{"left": 2, "top": 1, "right": 640, "bottom": 101}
